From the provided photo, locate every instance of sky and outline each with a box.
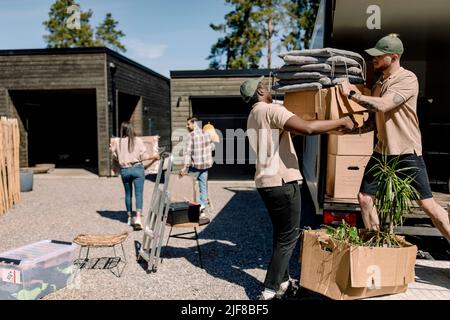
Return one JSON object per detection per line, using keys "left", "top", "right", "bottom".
{"left": 0, "top": 0, "right": 236, "bottom": 78}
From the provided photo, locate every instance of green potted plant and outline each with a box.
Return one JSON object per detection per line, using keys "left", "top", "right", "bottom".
{"left": 364, "top": 154, "right": 420, "bottom": 247}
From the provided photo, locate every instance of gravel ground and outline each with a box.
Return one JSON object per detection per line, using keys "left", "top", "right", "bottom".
{"left": 0, "top": 175, "right": 301, "bottom": 300}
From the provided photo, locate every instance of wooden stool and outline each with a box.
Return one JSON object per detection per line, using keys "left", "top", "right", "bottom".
{"left": 73, "top": 232, "right": 128, "bottom": 277}
{"left": 163, "top": 223, "right": 204, "bottom": 268}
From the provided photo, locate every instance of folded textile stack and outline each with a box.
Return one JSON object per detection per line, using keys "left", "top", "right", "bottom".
{"left": 273, "top": 48, "right": 366, "bottom": 93}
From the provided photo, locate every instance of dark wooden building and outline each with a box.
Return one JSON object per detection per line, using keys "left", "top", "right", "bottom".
{"left": 170, "top": 69, "right": 273, "bottom": 179}
{"left": 0, "top": 47, "right": 170, "bottom": 176}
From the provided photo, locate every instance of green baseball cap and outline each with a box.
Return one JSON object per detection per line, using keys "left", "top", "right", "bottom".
{"left": 365, "top": 34, "right": 404, "bottom": 56}
{"left": 240, "top": 76, "right": 264, "bottom": 103}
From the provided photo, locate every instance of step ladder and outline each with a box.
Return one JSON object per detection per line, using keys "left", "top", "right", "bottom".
{"left": 138, "top": 152, "right": 173, "bottom": 273}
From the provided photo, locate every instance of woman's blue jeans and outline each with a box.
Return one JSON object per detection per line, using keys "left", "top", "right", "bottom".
{"left": 120, "top": 164, "right": 145, "bottom": 213}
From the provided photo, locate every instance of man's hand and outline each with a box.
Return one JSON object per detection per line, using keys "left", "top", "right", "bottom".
{"left": 180, "top": 169, "right": 188, "bottom": 176}
{"left": 342, "top": 116, "right": 357, "bottom": 130}
{"left": 330, "top": 116, "right": 356, "bottom": 135}
{"left": 338, "top": 80, "right": 352, "bottom": 97}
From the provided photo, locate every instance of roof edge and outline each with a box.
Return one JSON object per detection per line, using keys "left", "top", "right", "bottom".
{"left": 0, "top": 47, "right": 169, "bottom": 83}
{"left": 170, "top": 69, "right": 274, "bottom": 79}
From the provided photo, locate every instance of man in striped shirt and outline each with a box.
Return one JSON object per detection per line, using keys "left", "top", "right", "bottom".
{"left": 181, "top": 117, "right": 214, "bottom": 215}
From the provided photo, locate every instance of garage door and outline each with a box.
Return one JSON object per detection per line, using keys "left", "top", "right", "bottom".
{"left": 190, "top": 96, "right": 255, "bottom": 180}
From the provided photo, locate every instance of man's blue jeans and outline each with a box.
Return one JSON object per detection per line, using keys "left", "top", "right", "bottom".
{"left": 188, "top": 167, "right": 208, "bottom": 208}
{"left": 120, "top": 164, "right": 145, "bottom": 213}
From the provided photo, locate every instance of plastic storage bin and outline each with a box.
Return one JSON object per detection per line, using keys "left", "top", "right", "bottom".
{"left": 20, "top": 169, "right": 33, "bottom": 192}
{"left": 167, "top": 202, "right": 200, "bottom": 225}
{"left": 0, "top": 240, "right": 78, "bottom": 300}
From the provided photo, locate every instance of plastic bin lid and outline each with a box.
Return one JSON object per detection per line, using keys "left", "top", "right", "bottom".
{"left": 0, "top": 240, "right": 77, "bottom": 268}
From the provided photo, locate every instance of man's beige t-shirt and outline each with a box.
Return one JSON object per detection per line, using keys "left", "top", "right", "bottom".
{"left": 373, "top": 67, "right": 423, "bottom": 155}
{"left": 247, "top": 101, "right": 303, "bottom": 188}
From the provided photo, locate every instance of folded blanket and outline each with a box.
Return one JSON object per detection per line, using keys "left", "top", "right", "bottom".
{"left": 276, "top": 71, "right": 324, "bottom": 80}
{"left": 278, "top": 77, "right": 332, "bottom": 86}
{"left": 272, "top": 82, "right": 323, "bottom": 93}
{"left": 279, "top": 48, "right": 364, "bottom": 64}
{"left": 326, "top": 55, "right": 361, "bottom": 67}
{"left": 283, "top": 55, "right": 326, "bottom": 65}
{"left": 278, "top": 63, "right": 332, "bottom": 73}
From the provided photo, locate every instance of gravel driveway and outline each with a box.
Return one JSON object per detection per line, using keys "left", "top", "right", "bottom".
{"left": 0, "top": 174, "right": 300, "bottom": 300}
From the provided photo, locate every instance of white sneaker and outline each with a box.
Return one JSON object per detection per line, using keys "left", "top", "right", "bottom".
{"left": 133, "top": 217, "right": 143, "bottom": 230}
{"left": 127, "top": 214, "right": 132, "bottom": 226}
{"left": 258, "top": 289, "right": 276, "bottom": 300}
{"left": 276, "top": 280, "right": 291, "bottom": 297}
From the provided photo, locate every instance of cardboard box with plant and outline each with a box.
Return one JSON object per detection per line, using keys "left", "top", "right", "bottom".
{"left": 300, "top": 154, "right": 420, "bottom": 300}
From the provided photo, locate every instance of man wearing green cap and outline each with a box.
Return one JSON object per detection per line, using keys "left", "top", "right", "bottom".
{"left": 241, "top": 76, "right": 354, "bottom": 300}
{"left": 339, "top": 34, "right": 450, "bottom": 244}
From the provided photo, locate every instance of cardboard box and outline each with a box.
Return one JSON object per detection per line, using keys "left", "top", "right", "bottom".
{"left": 284, "top": 88, "right": 330, "bottom": 120}
{"left": 167, "top": 174, "right": 197, "bottom": 203}
{"left": 326, "top": 154, "right": 370, "bottom": 199}
{"left": 330, "top": 85, "right": 368, "bottom": 127}
{"left": 284, "top": 85, "right": 370, "bottom": 127}
{"left": 300, "top": 230, "right": 417, "bottom": 300}
{"left": 141, "top": 136, "right": 160, "bottom": 175}
{"left": 328, "top": 132, "right": 374, "bottom": 156}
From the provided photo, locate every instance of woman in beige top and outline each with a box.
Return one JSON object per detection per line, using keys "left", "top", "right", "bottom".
{"left": 111, "top": 122, "right": 159, "bottom": 230}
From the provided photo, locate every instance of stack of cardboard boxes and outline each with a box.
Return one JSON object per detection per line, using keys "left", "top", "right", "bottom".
{"left": 284, "top": 85, "right": 374, "bottom": 199}
{"left": 326, "top": 132, "right": 373, "bottom": 198}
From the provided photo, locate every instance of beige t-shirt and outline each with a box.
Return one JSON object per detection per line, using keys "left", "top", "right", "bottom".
{"left": 373, "top": 67, "right": 423, "bottom": 155}
{"left": 247, "top": 102, "right": 303, "bottom": 188}
{"left": 111, "top": 137, "right": 149, "bottom": 168}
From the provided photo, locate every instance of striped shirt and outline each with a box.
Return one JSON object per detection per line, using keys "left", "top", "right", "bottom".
{"left": 184, "top": 128, "right": 214, "bottom": 170}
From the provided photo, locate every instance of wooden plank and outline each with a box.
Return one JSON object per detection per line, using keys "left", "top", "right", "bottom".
{"left": 0, "top": 117, "right": 21, "bottom": 215}
{"left": 0, "top": 118, "right": 9, "bottom": 213}
{"left": 12, "top": 119, "right": 20, "bottom": 204}
{"left": 0, "top": 119, "right": 4, "bottom": 215}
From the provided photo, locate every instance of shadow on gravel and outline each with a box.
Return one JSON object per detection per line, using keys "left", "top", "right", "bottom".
{"left": 97, "top": 210, "right": 128, "bottom": 224}
{"left": 414, "top": 264, "right": 450, "bottom": 289}
{"left": 160, "top": 186, "right": 315, "bottom": 300}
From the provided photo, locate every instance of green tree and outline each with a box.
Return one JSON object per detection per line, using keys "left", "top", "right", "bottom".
{"left": 95, "top": 13, "right": 126, "bottom": 53}
{"left": 43, "top": 0, "right": 126, "bottom": 52}
{"left": 209, "top": 0, "right": 320, "bottom": 69}
{"left": 208, "top": 0, "right": 265, "bottom": 69}
{"left": 281, "top": 0, "right": 320, "bottom": 51}
{"left": 256, "top": 0, "right": 284, "bottom": 69}
{"left": 43, "top": 0, "right": 95, "bottom": 48}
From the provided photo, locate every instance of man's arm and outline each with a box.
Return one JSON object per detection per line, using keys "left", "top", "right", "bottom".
{"left": 339, "top": 80, "right": 405, "bottom": 113}
{"left": 284, "top": 115, "right": 355, "bottom": 136}
{"left": 351, "top": 91, "right": 405, "bottom": 113}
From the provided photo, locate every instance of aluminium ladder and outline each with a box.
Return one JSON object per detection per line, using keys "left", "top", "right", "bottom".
{"left": 138, "top": 152, "right": 173, "bottom": 273}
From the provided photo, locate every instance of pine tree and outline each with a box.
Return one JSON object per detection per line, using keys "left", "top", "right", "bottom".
{"left": 208, "top": 0, "right": 265, "bottom": 69}
{"left": 43, "top": 1, "right": 126, "bottom": 52}
{"left": 281, "top": 0, "right": 320, "bottom": 51}
{"left": 95, "top": 13, "right": 126, "bottom": 53}
{"left": 43, "top": 0, "right": 95, "bottom": 48}
{"left": 208, "top": 0, "right": 320, "bottom": 69}
{"left": 255, "top": 0, "right": 284, "bottom": 69}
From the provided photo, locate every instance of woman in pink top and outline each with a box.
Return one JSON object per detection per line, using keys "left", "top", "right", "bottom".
{"left": 111, "top": 122, "right": 159, "bottom": 230}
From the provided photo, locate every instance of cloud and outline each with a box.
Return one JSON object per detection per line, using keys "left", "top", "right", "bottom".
{"left": 126, "top": 39, "right": 167, "bottom": 61}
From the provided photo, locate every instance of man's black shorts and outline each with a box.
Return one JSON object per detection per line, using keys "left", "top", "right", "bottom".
{"left": 359, "top": 152, "right": 433, "bottom": 200}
